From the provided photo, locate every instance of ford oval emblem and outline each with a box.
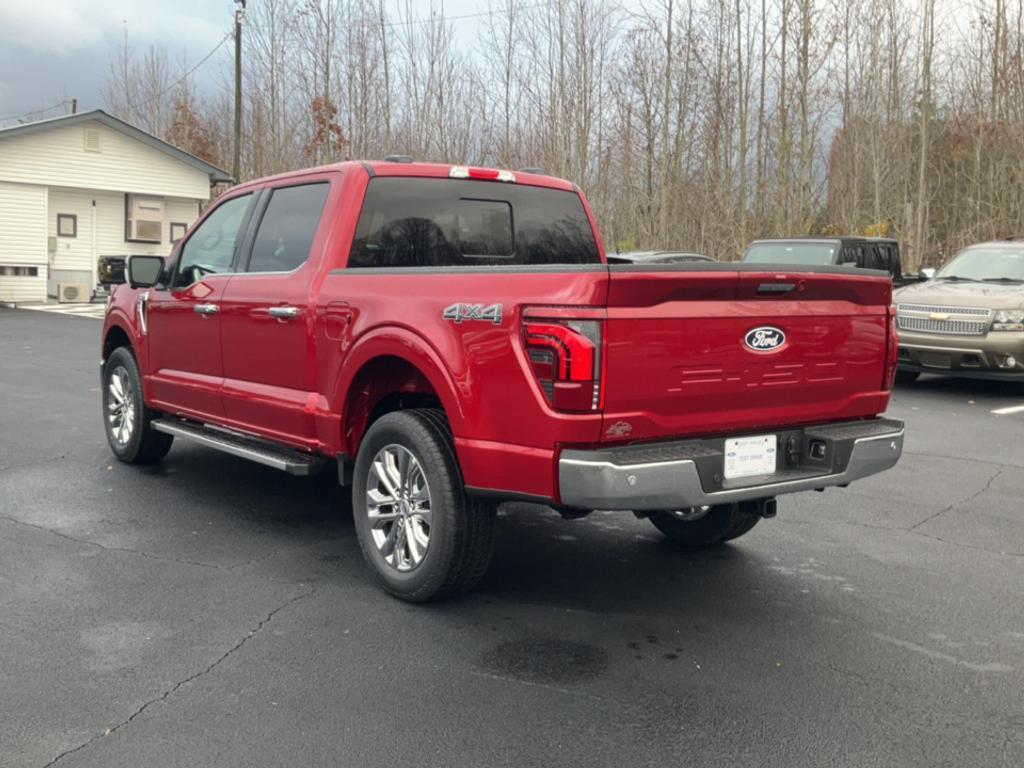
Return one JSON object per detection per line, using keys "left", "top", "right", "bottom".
{"left": 744, "top": 326, "right": 786, "bottom": 352}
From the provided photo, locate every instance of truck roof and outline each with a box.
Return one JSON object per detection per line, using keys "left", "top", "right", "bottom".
{"left": 745, "top": 236, "right": 897, "bottom": 244}
{"left": 229, "top": 160, "right": 577, "bottom": 194}
{"left": 749, "top": 236, "right": 868, "bottom": 246}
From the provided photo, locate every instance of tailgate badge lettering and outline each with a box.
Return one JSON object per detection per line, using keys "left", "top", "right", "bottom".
{"left": 606, "top": 420, "right": 633, "bottom": 438}
{"left": 744, "top": 326, "right": 786, "bottom": 352}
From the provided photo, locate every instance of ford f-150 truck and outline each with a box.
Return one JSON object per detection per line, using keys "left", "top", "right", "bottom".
{"left": 101, "top": 160, "right": 904, "bottom": 601}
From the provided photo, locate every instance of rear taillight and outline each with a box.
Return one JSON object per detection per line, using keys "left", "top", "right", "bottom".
{"left": 884, "top": 305, "right": 899, "bottom": 389}
{"left": 524, "top": 318, "right": 603, "bottom": 412}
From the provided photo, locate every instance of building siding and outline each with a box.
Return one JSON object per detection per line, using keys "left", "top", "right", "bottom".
{"left": 0, "top": 119, "right": 212, "bottom": 200}
{"left": 0, "top": 181, "right": 47, "bottom": 302}
{"left": 46, "top": 186, "right": 203, "bottom": 290}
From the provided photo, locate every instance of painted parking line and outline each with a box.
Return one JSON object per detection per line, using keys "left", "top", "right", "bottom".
{"left": 991, "top": 404, "right": 1024, "bottom": 415}
{"left": 16, "top": 303, "right": 106, "bottom": 320}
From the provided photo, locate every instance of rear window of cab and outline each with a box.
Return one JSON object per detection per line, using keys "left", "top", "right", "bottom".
{"left": 347, "top": 177, "right": 601, "bottom": 268}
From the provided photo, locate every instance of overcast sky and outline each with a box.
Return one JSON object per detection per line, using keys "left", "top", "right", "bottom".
{"left": 0, "top": 0, "right": 497, "bottom": 125}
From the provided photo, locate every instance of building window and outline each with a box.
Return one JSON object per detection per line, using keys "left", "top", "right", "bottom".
{"left": 57, "top": 214, "right": 77, "bottom": 238}
{"left": 125, "top": 194, "right": 164, "bottom": 243}
{"left": 0, "top": 266, "right": 39, "bottom": 277}
{"left": 169, "top": 222, "right": 187, "bottom": 244}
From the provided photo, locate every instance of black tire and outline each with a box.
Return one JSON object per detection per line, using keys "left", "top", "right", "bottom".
{"left": 648, "top": 502, "right": 761, "bottom": 547}
{"left": 894, "top": 369, "right": 920, "bottom": 385}
{"left": 351, "top": 408, "right": 497, "bottom": 602}
{"left": 102, "top": 346, "right": 173, "bottom": 464}
{"left": 721, "top": 509, "right": 761, "bottom": 541}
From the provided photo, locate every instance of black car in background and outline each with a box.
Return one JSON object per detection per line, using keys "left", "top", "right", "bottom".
{"left": 743, "top": 237, "right": 909, "bottom": 283}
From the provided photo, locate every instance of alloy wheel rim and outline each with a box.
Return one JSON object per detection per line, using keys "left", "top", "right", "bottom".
{"left": 366, "top": 444, "right": 432, "bottom": 572}
{"left": 671, "top": 505, "right": 711, "bottom": 522}
{"left": 107, "top": 366, "right": 136, "bottom": 446}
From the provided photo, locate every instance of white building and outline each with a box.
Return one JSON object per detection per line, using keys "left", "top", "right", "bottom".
{"left": 0, "top": 110, "right": 231, "bottom": 303}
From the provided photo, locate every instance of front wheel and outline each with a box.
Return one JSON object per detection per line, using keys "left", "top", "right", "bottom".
{"left": 647, "top": 502, "right": 761, "bottom": 547}
{"left": 351, "top": 408, "right": 497, "bottom": 602}
{"left": 102, "top": 346, "right": 173, "bottom": 464}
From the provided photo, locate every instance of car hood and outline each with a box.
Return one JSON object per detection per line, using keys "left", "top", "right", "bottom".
{"left": 894, "top": 280, "right": 1024, "bottom": 310}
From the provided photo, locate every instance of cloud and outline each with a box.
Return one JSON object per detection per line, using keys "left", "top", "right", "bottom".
{"left": 0, "top": 0, "right": 108, "bottom": 54}
{"left": 0, "top": 0, "right": 227, "bottom": 57}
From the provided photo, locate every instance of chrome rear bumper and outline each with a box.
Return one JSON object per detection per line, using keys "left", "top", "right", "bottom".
{"left": 558, "top": 418, "right": 904, "bottom": 511}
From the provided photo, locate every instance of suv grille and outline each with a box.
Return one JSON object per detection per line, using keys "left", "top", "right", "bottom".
{"left": 896, "top": 303, "right": 991, "bottom": 316}
{"left": 896, "top": 304, "right": 992, "bottom": 336}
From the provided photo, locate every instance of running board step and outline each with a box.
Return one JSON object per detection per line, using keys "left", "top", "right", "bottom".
{"left": 151, "top": 419, "right": 325, "bottom": 476}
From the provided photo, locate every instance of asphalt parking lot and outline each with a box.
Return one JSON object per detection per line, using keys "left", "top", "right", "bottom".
{"left": 2, "top": 306, "right": 1023, "bottom": 768}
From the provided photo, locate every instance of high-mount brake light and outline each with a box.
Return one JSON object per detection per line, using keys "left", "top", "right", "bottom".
{"left": 449, "top": 166, "right": 516, "bottom": 183}
{"left": 523, "top": 317, "right": 603, "bottom": 412}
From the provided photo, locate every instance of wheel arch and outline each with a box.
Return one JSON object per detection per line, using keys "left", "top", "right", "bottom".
{"left": 102, "top": 321, "right": 134, "bottom": 361}
{"left": 336, "top": 329, "right": 467, "bottom": 458}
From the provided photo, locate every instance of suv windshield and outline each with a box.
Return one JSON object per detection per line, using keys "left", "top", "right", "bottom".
{"left": 936, "top": 246, "right": 1024, "bottom": 282}
{"left": 743, "top": 242, "right": 837, "bottom": 266}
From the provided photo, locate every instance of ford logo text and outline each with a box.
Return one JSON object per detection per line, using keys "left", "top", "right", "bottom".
{"left": 744, "top": 326, "right": 786, "bottom": 352}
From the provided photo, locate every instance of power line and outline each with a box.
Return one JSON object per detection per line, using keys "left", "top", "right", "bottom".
{"left": 123, "top": 29, "right": 233, "bottom": 113}
{"left": 0, "top": 100, "right": 70, "bottom": 125}
{"left": 248, "top": 2, "right": 555, "bottom": 32}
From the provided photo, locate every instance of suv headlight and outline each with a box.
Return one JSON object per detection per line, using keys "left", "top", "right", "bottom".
{"left": 993, "top": 309, "right": 1024, "bottom": 331}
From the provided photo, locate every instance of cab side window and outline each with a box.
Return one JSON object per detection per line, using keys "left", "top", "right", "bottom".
{"left": 863, "top": 245, "right": 883, "bottom": 270}
{"left": 247, "top": 183, "right": 330, "bottom": 273}
{"left": 841, "top": 245, "right": 864, "bottom": 267}
{"left": 175, "top": 193, "right": 253, "bottom": 287}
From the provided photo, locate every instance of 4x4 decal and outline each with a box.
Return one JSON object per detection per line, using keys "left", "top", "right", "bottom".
{"left": 442, "top": 303, "right": 503, "bottom": 325}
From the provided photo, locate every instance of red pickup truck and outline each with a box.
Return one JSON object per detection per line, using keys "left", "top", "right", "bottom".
{"left": 101, "top": 161, "right": 904, "bottom": 601}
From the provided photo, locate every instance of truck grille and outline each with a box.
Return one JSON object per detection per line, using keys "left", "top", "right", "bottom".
{"left": 896, "top": 304, "right": 992, "bottom": 336}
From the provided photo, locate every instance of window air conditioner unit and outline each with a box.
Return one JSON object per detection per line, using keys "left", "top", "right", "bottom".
{"left": 58, "top": 283, "right": 91, "bottom": 303}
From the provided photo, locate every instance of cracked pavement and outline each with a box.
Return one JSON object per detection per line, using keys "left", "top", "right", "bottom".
{"left": 2, "top": 307, "right": 1023, "bottom": 768}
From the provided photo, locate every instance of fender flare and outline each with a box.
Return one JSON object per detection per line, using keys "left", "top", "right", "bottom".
{"left": 334, "top": 325, "right": 468, "bottom": 441}
{"left": 102, "top": 310, "right": 140, "bottom": 359}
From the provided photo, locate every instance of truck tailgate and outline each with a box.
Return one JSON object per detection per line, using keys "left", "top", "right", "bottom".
{"left": 601, "top": 266, "right": 892, "bottom": 442}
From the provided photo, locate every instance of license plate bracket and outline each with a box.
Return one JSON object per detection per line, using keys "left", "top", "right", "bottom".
{"left": 723, "top": 434, "right": 777, "bottom": 480}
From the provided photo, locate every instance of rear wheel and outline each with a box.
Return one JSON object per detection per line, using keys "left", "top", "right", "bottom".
{"left": 647, "top": 502, "right": 761, "bottom": 547}
{"left": 102, "top": 346, "right": 173, "bottom": 464}
{"left": 352, "top": 409, "right": 497, "bottom": 602}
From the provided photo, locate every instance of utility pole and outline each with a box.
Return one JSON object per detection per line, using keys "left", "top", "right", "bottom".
{"left": 233, "top": 0, "right": 246, "bottom": 183}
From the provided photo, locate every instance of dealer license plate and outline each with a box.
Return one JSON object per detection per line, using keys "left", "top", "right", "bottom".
{"left": 723, "top": 434, "right": 777, "bottom": 480}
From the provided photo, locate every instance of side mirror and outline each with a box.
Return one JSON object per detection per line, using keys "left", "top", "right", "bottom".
{"left": 127, "top": 255, "right": 165, "bottom": 288}
{"left": 919, "top": 268, "right": 936, "bottom": 280}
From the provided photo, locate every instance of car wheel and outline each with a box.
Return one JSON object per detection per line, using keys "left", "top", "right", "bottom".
{"left": 647, "top": 502, "right": 760, "bottom": 547}
{"left": 102, "top": 346, "right": 173, "bottom": 464}
{"left": 352, "top": 408, "right": 497, "bottom": 602}
{"left": 894, "top": 370, "right": 920, "bottom": 385}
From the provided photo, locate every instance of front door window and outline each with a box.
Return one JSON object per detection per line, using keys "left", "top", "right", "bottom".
{"left": 175, "top": 194, "right": 253, "bottom": 287}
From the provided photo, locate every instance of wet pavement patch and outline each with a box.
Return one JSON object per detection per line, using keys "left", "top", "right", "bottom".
{"left": 478, "top": 639, "right": 609, "bottom": 684}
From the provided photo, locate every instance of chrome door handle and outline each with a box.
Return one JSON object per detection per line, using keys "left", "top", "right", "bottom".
{"left": 194, "top": 303, "right": 219, "bottom": 316}
{"left": 268, "top": 306, "right": 300, "bottom": 320}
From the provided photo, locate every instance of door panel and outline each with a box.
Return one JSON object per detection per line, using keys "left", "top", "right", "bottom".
{"left": 146, "top": 277, "right": 232, "bottom": 418}
{"left": 143, "top": 192, "right": 255, "bottom": 420}
{"left": 220, "top": 181, "right": 332, "bottom": 445}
